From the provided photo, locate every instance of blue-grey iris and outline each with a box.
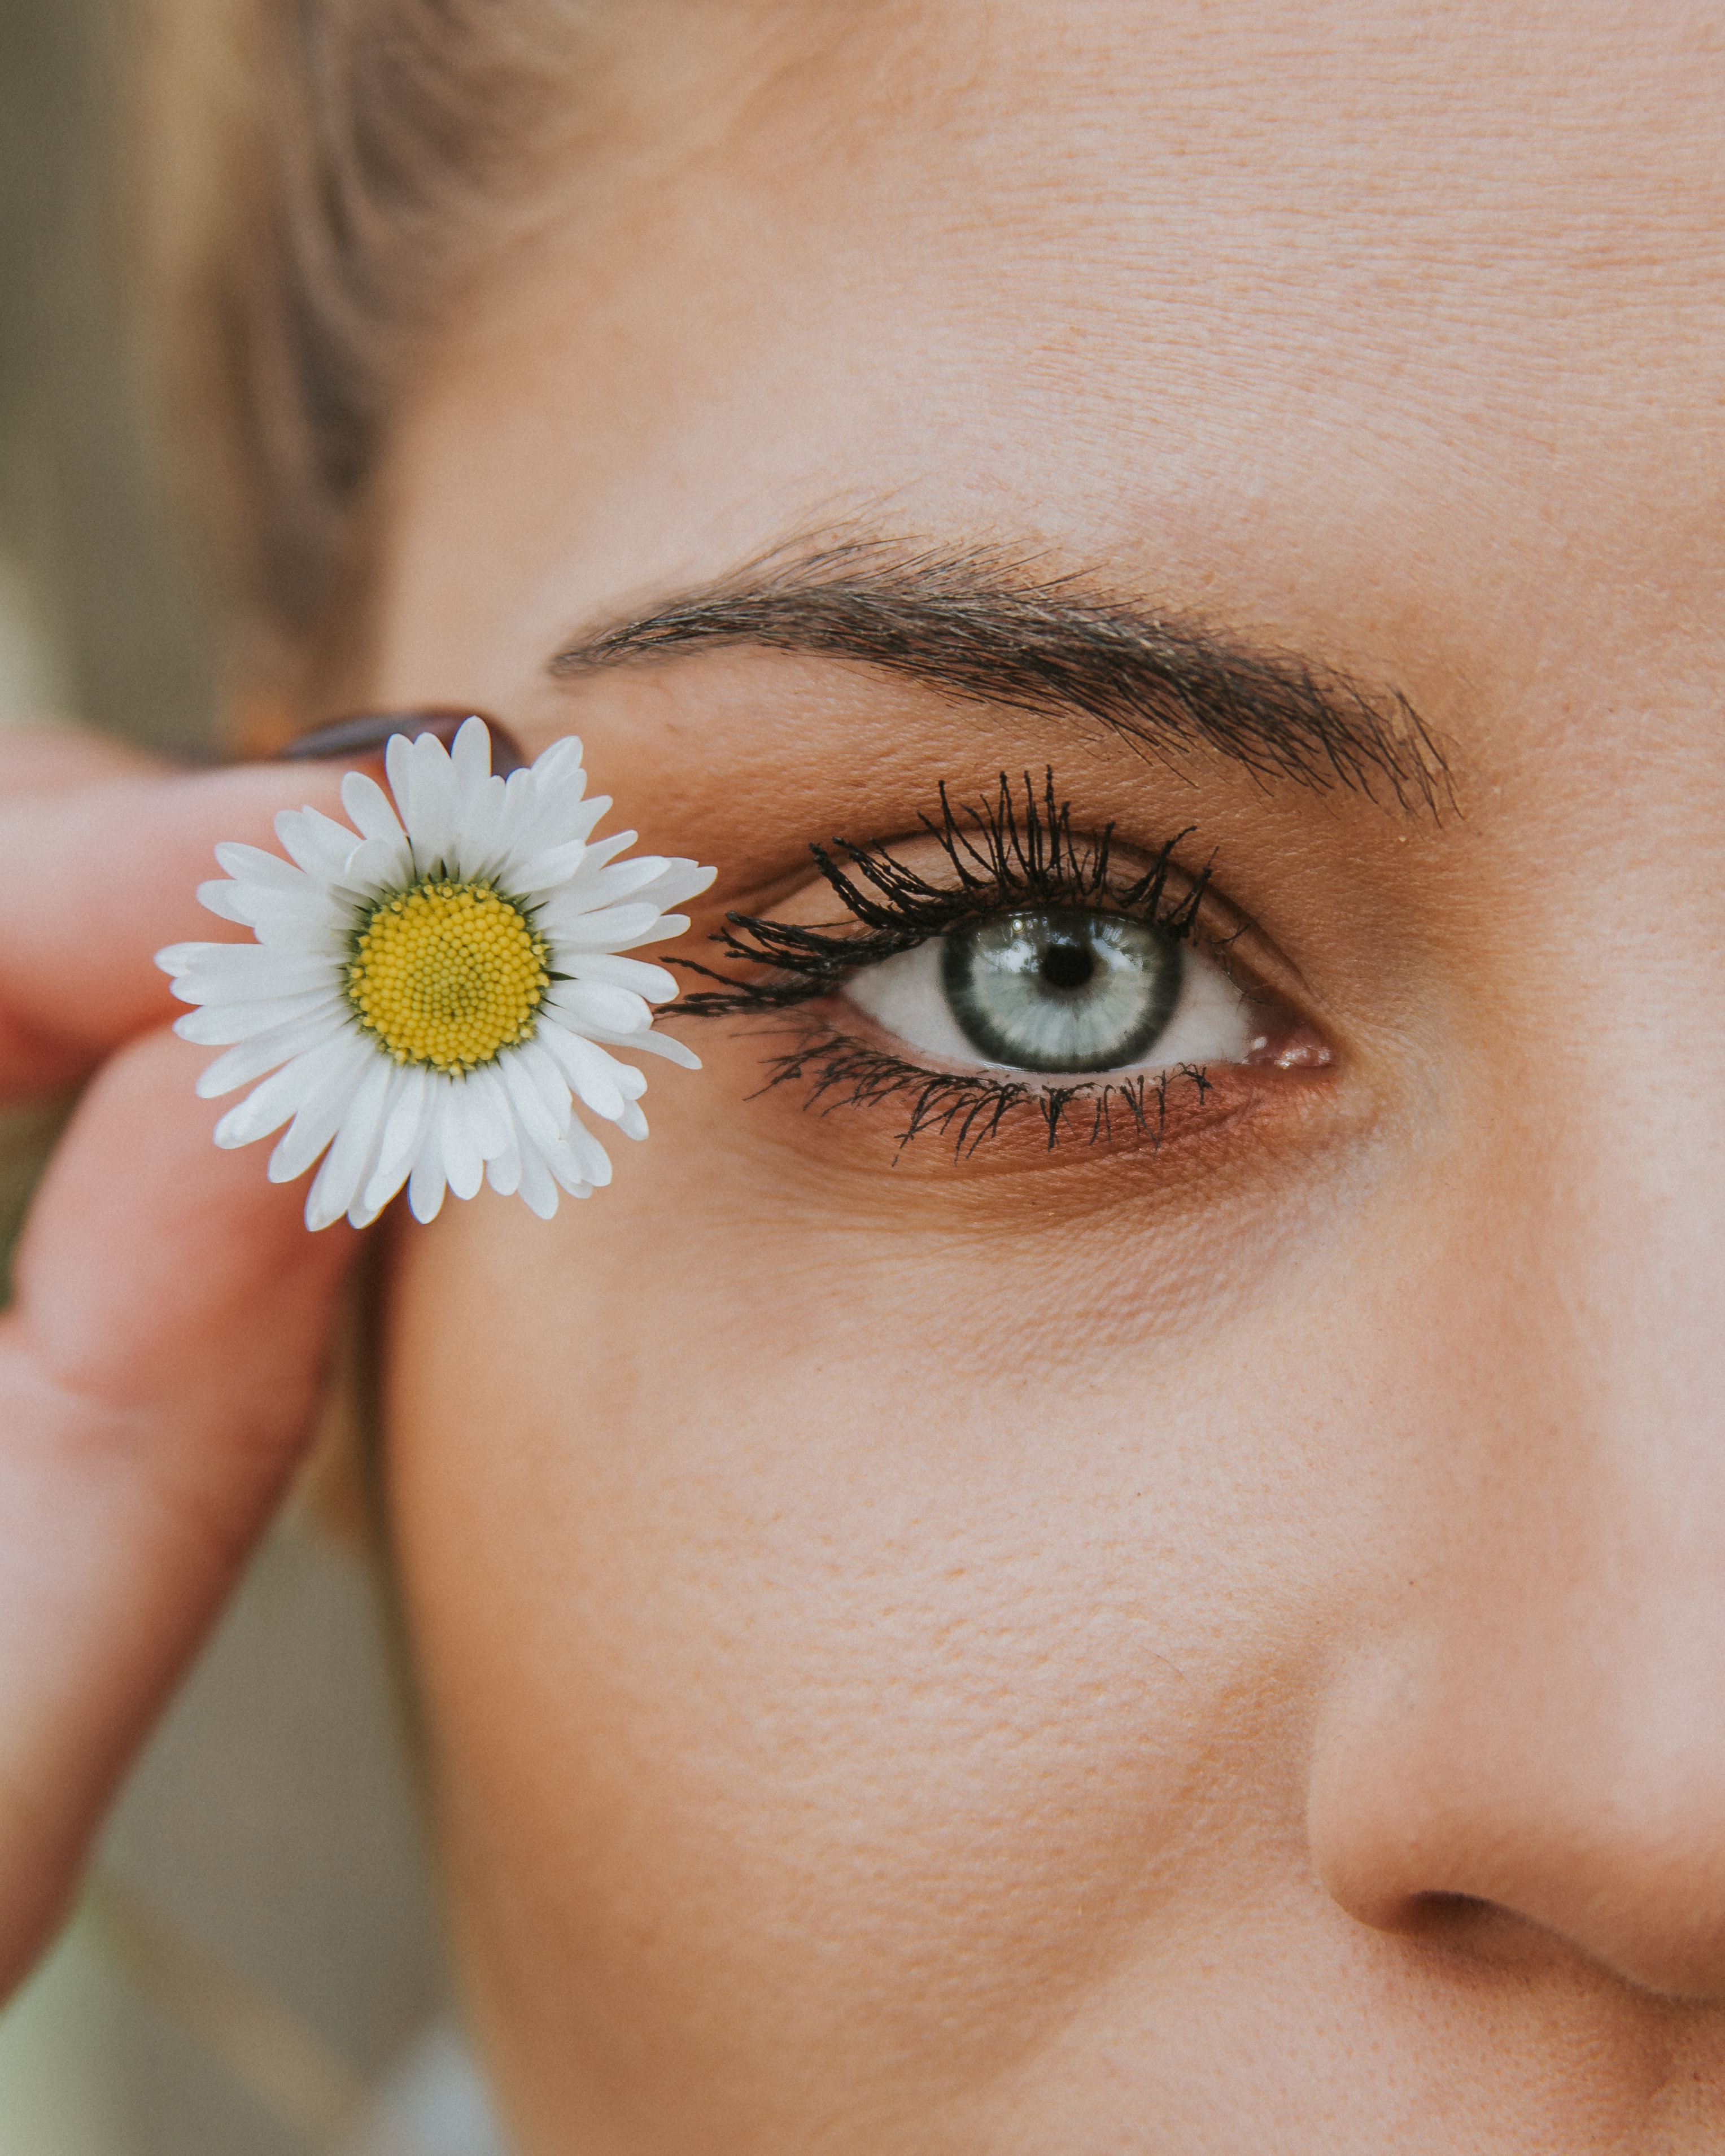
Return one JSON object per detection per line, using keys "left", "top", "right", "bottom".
{"left": 940, "top": 909, "right": 1182, "bottom": 1073}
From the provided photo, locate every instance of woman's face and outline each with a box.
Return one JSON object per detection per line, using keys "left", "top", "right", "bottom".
{"left": 364, "top": 3, "right": 1725, "bottom": 2146}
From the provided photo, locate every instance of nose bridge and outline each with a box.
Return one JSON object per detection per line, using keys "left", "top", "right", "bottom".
{"left": 1307, "top": 1068, "right": 1725, "bottom": 1997}
{"left": 1556, "top": 1052, "right": 1725, "bottom": 1549}
{"left": 1459, "top": 1050, "right": 1725, "bottom": 1597}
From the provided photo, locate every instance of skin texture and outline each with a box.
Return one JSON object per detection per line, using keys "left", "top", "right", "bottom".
{"left": 355, "top": 1, "right": 1725, "bottom": 2148}
{"left": 2, "top": 0, "right": 1722, "bottom": 2150}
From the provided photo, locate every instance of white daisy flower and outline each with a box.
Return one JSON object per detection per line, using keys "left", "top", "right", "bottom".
{"left": 156, "top": 718, "right": 715, "bottom": 1230}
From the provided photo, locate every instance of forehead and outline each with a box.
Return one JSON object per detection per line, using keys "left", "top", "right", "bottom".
{"left": 386, "top": 0, "right": 1723, "bottom": 716}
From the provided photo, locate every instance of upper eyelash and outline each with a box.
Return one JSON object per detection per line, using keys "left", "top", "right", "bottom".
{"left": 675, "top": 769, "right": 1214, "bottom": 1016}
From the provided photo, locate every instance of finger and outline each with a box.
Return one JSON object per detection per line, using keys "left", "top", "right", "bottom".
{"left": 0, "top": 725, "right": 160, "bottom": 799}
{"left": 0, "top": 1026, "right": 357, "bottom": 1988}
{"left": 0, "top": 757, "right": 347, "bottom": 1096}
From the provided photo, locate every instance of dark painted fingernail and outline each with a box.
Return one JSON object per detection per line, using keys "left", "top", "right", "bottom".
{"left": 278, "top": 709, "right": 530, "bottom": 776}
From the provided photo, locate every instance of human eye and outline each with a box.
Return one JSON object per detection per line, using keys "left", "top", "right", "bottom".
{"left": 678, "top": 773, "right": 1330, "bottom": 1153}
{"left": 844, "top": 906, "right": 1250, "bottom": 1075}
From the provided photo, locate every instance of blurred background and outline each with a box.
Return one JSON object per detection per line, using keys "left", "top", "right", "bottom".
{"left": 0, "top": 3, "right": 502, "bottom": 2148}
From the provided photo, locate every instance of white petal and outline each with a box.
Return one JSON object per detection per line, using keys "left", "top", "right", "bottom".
{"left": 212, "top": 1065, "right": 314, "bottom": 1150}
{"left": 532, "top": 853, "right": 652, "bottom": 914}
{"left": 575, "top": 828, "right": 639, "bottom": 872}
{"left": 173, "top": 987, "right": 342, "bottom": 1046}
{"left": 213, "top": 841, "right": 308, "bottom": 891}
{"left": 548, "top": 901, "right": 663, "bottom": 952}
{"left": 568, "top": 1115, "right": 614, "bottom": 1184}
{"left": 536, "top": 1024, "right": 646, "bottom": 1121}
{"left": 446, "top": 720, "right": 510, "bottom": 878}
{"left": 560, "top": 953, "right": 679, "bottom": 1002}
{"left": 384, "top": 729, "right": 418, "bottom": 829}
{"left": 195, "top": 881, "right": 252, "bottom": 925}
{"left": 550, "top": 1119, "right": 610, "bottom": 1191}
{"left": 155, "top": 940, "right": 211, "bottom": 979}
{"left": 609, "top": 912, "right": 691, "bottom": 952}
{"left": 484, "top": 1120, "right": 523, "bottom": 1197}
{"left": 530, "top": 735, "right": 584, "bottom": 787}
{"left": 473, "top": 1062, "right": 525, "bottom": 1159}
{"left": 509, "top": 788, "right": 606, "bottom": 873}
{"left": 268, "top": 1037, "right": 375, "bottom": 1180}
{"left": 329, "top": 833, "right": 412, "bottom": 895}
{"left": 488, "top": 765, "right": 541, "bottom": 861}
{"left": 512, "top": 1037, "right": 573, "bottom": 1131}
{"left": 516, "top": 837, "right": 591, "bottom": 891}
{"left": 452, "top": 776, "right": 509, "bottom": 882}
{"left": 581, "top": 1025, "right": 702, "bottom": 1070}
{"left": 361, "top": 1064, "right": 436, "bottom": 1213}
{"left": 167, "top": 942, "right": 335, "bottom": 1002}
{"left": 498, "top": 1048, "right": 565, "bottom": 1154}
{"left": 346, "top": 1188, "right": 390, "bottom": 1232}
{"left": 514, "top": 1140, "right": 560, "bottom": 1219}
{"left": 451, "top": 714, "right": 494, "bottom": 795}
{"left": 305, "top": 1056, "right": 394, "bottom": 1230}
{"left": 516, "top": 740, "right": 589, "bottom": 837}
{"left": 275, "top": 804, "right": 363, "bottom": 882}
{"left": 220, "top": 885, "right": 348, "bottom": 946}
{"left": 408, "top": 1117, "right": 449, "bottom": 1222}
{"left": 345, "top": 1066, "right": 410, "bottom": 1228}
{"left": 614, "top": 1101, "right": 649, "bottom": 1142}
{"left": 341, "top": 769, "right": 405, "bottom": 846}
{"left": 630, "top": 858, "right": 717, "bottom": 911}
{"left": 400, "top": 731, "right": 457, "bottom": 873}
{"left": 213, "top": 1035, "right": 350, "bottom": 1148}
{"left": 582, "top": 858, "right": 685, "bottom": 909}
{"left": 251, "top": 922, "right": 349, "bottom": 963}
{"left": 437, "top": 1084, "right": 486, "bottom": 1200}
{"left": 553, "top": 844, "right": 661, "bottom": 903}
{"left": 547, "top": 980, "right": 652, "bottom": 1035}
{"left": 194, "top": 1007, "right": 347, "bottom": 1098}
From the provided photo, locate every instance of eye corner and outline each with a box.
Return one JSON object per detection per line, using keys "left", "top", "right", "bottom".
{"left": 1244, "top": 1024, "right": 1334, "bottom": 1072}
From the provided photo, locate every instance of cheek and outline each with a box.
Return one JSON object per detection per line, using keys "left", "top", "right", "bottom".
{"left": 378, "top": 1051, "right": 1392, "bottom": 2133}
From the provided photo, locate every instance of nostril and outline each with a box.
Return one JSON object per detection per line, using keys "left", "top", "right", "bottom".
{"left": 1396, "top": 1892, "right": 1553, "bottom": 1965}
{"left": 1405, "top": 1890, "right": 1493, "bottom": 1929}
{"left": 1347, "top": 1887, "right": 1627, "bottom": 1987}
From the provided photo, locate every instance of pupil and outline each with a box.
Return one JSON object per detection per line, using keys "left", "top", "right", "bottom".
{"left": 1040, "top": 940, "right": 1095, "bottom": 992}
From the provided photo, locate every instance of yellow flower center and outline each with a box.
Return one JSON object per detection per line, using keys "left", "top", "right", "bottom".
{"left": 347, "top": 879, "right": 550, "bottom": 1073}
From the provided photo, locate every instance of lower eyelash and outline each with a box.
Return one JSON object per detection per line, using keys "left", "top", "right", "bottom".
{"left": 750, "top": 1013, "right": 1216, "bottom": 1160}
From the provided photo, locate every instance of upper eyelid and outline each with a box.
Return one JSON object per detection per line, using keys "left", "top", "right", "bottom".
{"left": 774, "top": 774, "right": 1216, "bottom": 933}
{"left": 675, "top": 781, "right": 1316, "bottom": 1021}
{"left": 785, "top": 823, "right": 1289, "bottom": 978}
{"left": 813, "top": 841, "right": 1225, "bottom": 951}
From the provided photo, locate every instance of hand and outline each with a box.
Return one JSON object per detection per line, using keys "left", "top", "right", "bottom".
{"left": 0, "top": 727, "right": 360, "bottom": 1996}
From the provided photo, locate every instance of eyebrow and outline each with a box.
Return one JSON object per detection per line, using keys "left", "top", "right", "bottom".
{"left": 549, "top": 540, "right": 1450, "bottom": 815}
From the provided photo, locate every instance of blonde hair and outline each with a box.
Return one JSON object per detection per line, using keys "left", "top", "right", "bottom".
{"left": 143, "top": 0, "right": 593, "bottom": 654}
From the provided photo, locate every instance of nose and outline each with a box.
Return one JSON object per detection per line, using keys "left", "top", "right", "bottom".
{"left": 1305, "top": 1101, "right": 1725, "bottom": 2000}
{"left": 1309, "top": 1597, "right": 1725, "bottom": 1998}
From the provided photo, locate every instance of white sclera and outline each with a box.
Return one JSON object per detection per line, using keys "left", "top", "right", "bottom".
{"left": 844, "top": 926, "right": 1256, "bottom": 1077}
